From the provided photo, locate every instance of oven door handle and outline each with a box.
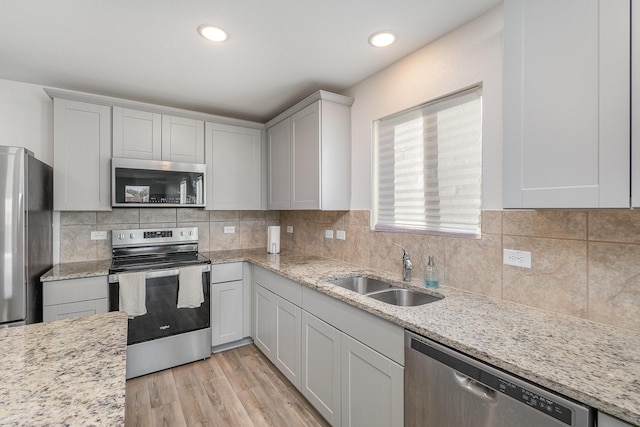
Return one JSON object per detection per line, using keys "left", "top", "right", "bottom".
{"left": 108, "top": 264, "right": 211, "bottom": 283}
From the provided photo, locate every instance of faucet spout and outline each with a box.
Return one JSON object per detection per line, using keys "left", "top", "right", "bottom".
{"left": 393, "top": 243, "right": 413, "bottom": 282}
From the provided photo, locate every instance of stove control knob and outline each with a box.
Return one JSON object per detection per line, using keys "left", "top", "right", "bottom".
{"left": 189, "top": 231, "right": 193, "bottom": 236}
{"left": 130, "top": 233, "right": 136, "bottom": 239}
{"left": 180, "top": 231, "right": 184, "bottom": 236}
{"left": 118, "top": 234, "right": 125, "bottom": 240}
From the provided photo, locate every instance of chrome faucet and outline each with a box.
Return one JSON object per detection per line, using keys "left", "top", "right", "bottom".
{"left": 393, "top": 243, "right": 413, "bottom": 282}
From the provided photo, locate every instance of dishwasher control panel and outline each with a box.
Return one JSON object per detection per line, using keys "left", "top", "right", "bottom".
{"left": 496, "top": 378, "right": 571, "bottom": 425}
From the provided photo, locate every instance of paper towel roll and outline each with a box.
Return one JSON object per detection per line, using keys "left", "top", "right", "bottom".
{"left": 267, "top": 226, "right": 281, "bottom": 254}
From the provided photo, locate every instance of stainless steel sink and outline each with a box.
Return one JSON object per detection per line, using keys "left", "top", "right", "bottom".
{"left": 328, "top": 276, "right": 394, "bottom": 294}
{"left": 367, "top": 288, "right": 443, "bottom": 307}
{"left": 327, "top": 276, "right": 443, "bottom": 307}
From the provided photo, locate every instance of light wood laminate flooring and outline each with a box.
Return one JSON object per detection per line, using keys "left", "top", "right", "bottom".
{"left": 125, "top": 344, "right": 330, "bottom": 427}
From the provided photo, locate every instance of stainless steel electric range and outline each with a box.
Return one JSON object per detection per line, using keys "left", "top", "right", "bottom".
{"left": 108, "top": 227, "right": 211, "bottom": 379}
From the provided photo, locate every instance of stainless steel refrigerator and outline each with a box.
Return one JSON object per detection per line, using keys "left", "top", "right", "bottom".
{"left": 0, "top": 146, "right": 53, "bottom": 327}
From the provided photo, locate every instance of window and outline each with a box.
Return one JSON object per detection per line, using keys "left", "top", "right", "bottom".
{"left": 373, "top": 86, "right": 482, "bottom": 237}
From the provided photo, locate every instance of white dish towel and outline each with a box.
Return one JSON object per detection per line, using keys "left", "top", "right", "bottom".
{"left": 177, "top": 266, "right": 204, "bottom": 308}
{"left": 118, "top": 271, "right": 147, "bottom": 319}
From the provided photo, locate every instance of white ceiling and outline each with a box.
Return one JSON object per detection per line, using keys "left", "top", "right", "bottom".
{"left": 0, "top": 0, "right": 502, "bottom": 123}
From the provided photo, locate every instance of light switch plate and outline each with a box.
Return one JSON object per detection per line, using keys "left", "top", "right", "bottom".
{"left": 90, "top": 230, "right": 107, "bottom": 240}
{"left": 325, "top": 229, "right": 334, "bottom": 239}
{"left": 336, "top": 230, "right": 346, "bottom": 240}
{"left": 223, "top": 226, "right": 236, "bottom": 234}
{"left": 287, "top": 226, "right": 294, "bottom": 233}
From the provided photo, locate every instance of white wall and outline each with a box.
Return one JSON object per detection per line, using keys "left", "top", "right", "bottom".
{"left": 0, "top": 79, "right": 53, "bottom": 165}
{"left": 343, "top": 5, "right": 504, "bottom": 210}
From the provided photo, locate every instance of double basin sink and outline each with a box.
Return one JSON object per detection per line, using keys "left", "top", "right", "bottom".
{"left": 327, "top": 276, "right": 443, "bottom": 307}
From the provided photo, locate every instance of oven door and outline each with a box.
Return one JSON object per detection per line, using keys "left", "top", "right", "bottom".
{"left": 108, "top": 265, "right": 211, "bottom": 345}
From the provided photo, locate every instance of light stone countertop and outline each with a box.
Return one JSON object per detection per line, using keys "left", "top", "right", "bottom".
{"left": 41, "top": 249, "right": 640, "bottom": 425}
{"left": 40, "top": 259, "right": 111, "bottom": 282}
{"left": 0, "top": 311, "right": 128, "bottom": 426}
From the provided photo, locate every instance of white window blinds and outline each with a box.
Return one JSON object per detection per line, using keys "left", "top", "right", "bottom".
{"left": 373, "top": 87, "right": 482, "bottom": 237}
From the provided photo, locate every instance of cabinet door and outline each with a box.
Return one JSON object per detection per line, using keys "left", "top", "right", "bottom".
{"left": 503, "top": 0, "right": 630, "bottom": 208}
{"left": 211, "top": 280, "right": 243, "bottom": 346}
{"left": 53, "top": 99, "right": 111, "bottom": 211}
{"left": 267, "top": 117, "right": 292, "bottom": 209}
{"left": 341, "top": 335, "right": 403, "bottom": 427}
{"left": 633, "top": 4, "right": 640, "bottom": 207}
{"left": 302, "top": 312, "right": 342, "bottom": 426}
{"left": 43, "top": 276, "right": 109, "bottom": 322}
{"left": 275, "top": 296, "right": 302, "bottom": 389}
{"left": 161, "top": 115, "right": 205, "bottom": 163}
{"left": 291, "top": 102, "right": 320, "bottom": 209}
{"left": 112, "top": 107, "right": 162, "bottom": 160}
{"left": 254, "top": 284, "right": 277, "bottom": 359}
{"left": 205, "top": 122, "right": 264, "bottom": 210}
{"left": 598, "top": 412, "right": 635, "bottom": 427}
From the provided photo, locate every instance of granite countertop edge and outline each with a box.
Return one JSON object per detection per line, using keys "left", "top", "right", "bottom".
{"left": 41, "top": 249, "right": 640, "bottom": 426}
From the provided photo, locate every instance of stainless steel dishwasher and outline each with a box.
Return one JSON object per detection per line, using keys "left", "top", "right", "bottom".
{"left": 405, "top": 331, "right": 593, "bottom": 427}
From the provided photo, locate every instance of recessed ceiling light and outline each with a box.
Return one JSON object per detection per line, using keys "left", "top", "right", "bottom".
{"left": 368, "top": 31, "right": 397, "bottom": 48}
{"left": 198, "top": 25, "right": 228, "bottom": 42}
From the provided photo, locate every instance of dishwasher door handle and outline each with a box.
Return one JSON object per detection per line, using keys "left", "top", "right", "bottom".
{"left": 453, "top": 371, "right": 497, "bottom": 402}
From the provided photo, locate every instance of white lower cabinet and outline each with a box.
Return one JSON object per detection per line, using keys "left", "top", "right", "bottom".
{"left": 301, "top": 312, "right": 342, "bottom": 426}
{"left": 211, "top": 280, "right": 243, "bottom": 346}
{"left": 252, "top": 266, "right": 404, "bottom": 427}
{"left": 341, "top": 334, "right": 403, "bottom": 427}
{"left": 274, "top": 295, "right": 302, "bottom": 389}
{"left": 598, "top": 412, "right": 635, "bottom": 427}
{"left": 253, "top": 283, "right": 302, "bottom": 388}
{"left": 43, "top": 276, "right": 108, "bottom": 322}
{"left": 211, "top": 263, "right": 246, "bottom": 348}
{"left": 254, "top": 284, "right": 277, "bottom": 358}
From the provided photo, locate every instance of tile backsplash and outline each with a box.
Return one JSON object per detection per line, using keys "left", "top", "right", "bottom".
{"left": 59, "top": 208, "right": 640, "bottom": 331}
{"left": 279, "top": 209, "right": 640, "bottom": 332}
{"left": 59, "top": 208, "right": 279, "bottom": 263}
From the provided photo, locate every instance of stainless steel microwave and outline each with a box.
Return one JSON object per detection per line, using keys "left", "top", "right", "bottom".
{"left": 111, "top": 158, "right": 205, "bottom": 207}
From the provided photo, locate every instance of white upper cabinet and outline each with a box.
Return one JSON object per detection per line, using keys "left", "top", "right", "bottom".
{"left": 503, "top": 0, "right": 630, "bottom": 208}
{"left": 161, "top": 115, "right": 205, "bottom": 163}
{"left": 205, "top": 122, "right": 265, "bottom": 210}
{"left": 112, "top": 107, "right": 161, "bottom": 160}
{"left": 291, "top": 102, "right": 321, "bottom": 209}
{"left": 112, "top": 107, "right": 204, "bottom": 163}
{"left": 267, "top": 117, "right": 292, "bottom": 210}
{"left": 266, "top": 90, "right": 353, "bottom": 210}
{"left": 53, "top": 98, "right": 111, "bottom": 211}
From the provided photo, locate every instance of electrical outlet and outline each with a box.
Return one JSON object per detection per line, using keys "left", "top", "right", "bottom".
{"left": 336, "top": 230, "right": 346, "bottom": 240}
{"left": 503, "top": 249, "right": 532, "bottom": 268}
{"left": 90, "top": 231, "right": 107, "bottom": 240}
{"left": 223, "top": 226, "right": 236, "bottom": 234}
{"left": 287, "top": 225, "right": 294, "bottom": 233}
{"left": 325, "top": 229, "right": 334, "bottom": 239}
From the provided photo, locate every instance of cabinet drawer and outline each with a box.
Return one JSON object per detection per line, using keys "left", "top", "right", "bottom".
{"left": 43, "top": 298, "right": 109, "bottom": 322}
{"left": 211, "top": 262, "right": 243, "bottom": 283}
{"left": 43, "top": 276, "right": 108, "bottom": 306}
{"left": 302, "top": 286, "right": 404, "bottom": 365}
{"left": 253, "top": 266, "right": 301, "bottom": 306}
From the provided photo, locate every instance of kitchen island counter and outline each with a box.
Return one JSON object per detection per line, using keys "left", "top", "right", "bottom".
{"left": 0, "top": 311, "right": 128, "bottom": 426}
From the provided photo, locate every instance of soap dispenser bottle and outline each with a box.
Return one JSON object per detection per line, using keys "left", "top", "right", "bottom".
{"left": 424, "top": 256, "right": 439, "bottom": 289}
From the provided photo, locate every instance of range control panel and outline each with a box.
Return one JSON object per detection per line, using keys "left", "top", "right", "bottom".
{"left": 112, "top": 227, "right": 198, "bottom": 247}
